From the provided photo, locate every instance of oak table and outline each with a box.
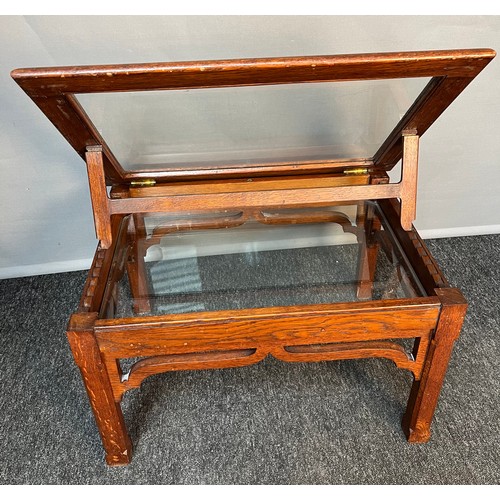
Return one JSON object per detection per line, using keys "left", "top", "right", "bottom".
{"left": 12, "top": 48, "right": 495, "bottom": 465}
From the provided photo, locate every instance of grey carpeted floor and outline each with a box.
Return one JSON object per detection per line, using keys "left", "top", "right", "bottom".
{"left": 1, "top": 234, "right": 499, "bottom": 484}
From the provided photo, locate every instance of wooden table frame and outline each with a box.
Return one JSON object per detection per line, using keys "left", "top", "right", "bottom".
{"left": 12, "top": 49, "right": 494, "bottom": 465}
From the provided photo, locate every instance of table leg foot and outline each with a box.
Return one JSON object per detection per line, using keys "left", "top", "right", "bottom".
{"left": 67, "top": 314, "right": 133, "bottom": 465}
{"left": 402, "top": 288, "right": 466, "bottom": 444}
{"left": 105, "top": 448, "right": 132, "bottom": 466}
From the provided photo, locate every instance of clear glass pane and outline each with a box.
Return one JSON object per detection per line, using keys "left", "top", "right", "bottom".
{"left": 101, "top": 202, "right": 425, "bottom": 319}
{"left": 77, "top": 78, "right": 430, "bottom": 172}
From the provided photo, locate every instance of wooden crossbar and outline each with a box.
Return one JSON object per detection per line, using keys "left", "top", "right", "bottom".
{"left": 86, "top": 131, "right": 419, "bottom": 248}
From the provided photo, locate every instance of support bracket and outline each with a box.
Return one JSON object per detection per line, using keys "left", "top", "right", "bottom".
{"left": 399, "top": 131, "right": 420, "bottom": 231}
{"left": 85, "top": 145, "right": 112, "bottom": 249}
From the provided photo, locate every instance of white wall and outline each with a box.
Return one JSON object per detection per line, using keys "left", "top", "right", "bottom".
{"left": 1, "top": 15, "right": 500, "bottom": 278}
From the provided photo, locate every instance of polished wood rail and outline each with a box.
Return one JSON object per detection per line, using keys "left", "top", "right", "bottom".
{"left": 12, "top": 50, "right": 494, "bottom": 93}
{"left": 94, "top": 298, "right": 440, "bottom": 402}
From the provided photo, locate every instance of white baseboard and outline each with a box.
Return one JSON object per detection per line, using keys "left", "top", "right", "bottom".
{"left": 418, "top": 224, "right": 500, "bottom": 239}
{"left": 1, "top": 224, "right": 499, "bottom": 279}
{"left": 0, "top": 258, "right": 92, "bottom": 279}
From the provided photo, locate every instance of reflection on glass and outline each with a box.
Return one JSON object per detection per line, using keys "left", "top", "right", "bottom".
{"left": 77, "top": 78, "right": 429, "bottom": 172}
{"left": 101, "top": 203, "right": 425, "bottom": 319}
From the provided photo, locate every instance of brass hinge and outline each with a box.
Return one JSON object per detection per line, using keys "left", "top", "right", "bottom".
{"left": 343, "top": 167, "right": 369, "bottom": 175}
{"left": 130, "top": 179, "right": 156, "bottom": 187}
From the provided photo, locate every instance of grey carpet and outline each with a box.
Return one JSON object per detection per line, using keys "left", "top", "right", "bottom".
{"left": 0, "top": 234, "right": 499, "bottom": 484}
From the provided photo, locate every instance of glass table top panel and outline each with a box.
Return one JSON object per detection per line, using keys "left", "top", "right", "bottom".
{"left": 101, "top": 202, "right": 426, "bottom": 319}
{"left": 77, "top": 78, "right": 430, "bottom": 172}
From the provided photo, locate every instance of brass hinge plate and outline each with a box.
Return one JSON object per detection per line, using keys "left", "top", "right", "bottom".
{"left": 343, "top": 167, "right": 369, "bottom": 175}
{"left": 130, "top": 179, "right": 156, "bottom": 187}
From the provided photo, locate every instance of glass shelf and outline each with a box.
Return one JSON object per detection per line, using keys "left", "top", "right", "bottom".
{"left": 101, "top": 202, "right": 425, "bottom": 319}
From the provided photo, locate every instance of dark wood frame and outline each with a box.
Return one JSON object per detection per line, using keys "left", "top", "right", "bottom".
{"left": 12, "top": 49, "right": 494, "bottom": 465}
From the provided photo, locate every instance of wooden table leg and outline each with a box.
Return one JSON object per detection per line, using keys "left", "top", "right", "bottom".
{"left": 126, "top": 214, "right": 152, "bottom": 314}
{"left": 67, "top": 313, "right": 132, "bottom": 465}
{"left": 402, "top": 288, "right": 467, "bottom": 442}
{"left": 356, "top": 202, "right": 381, "bottom": 299}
